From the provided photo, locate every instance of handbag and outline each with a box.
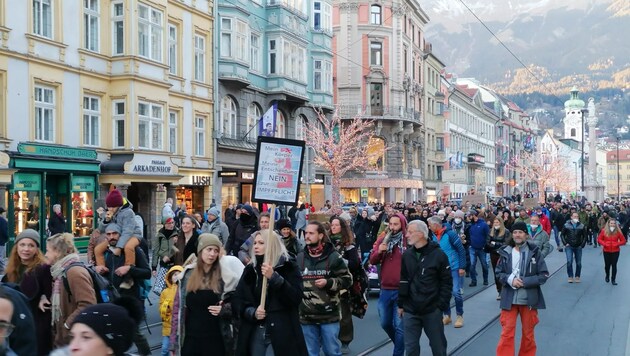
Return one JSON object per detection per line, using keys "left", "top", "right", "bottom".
{"left": 349, "top": 259, "right": 369, "bottom": 318}
{"left": 152, "top": 266, "right": 169, "bottom": 296}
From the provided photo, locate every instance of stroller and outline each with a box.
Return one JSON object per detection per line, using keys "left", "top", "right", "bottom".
{"left": 362, "top": 252, "right": 381, "bottom": 296}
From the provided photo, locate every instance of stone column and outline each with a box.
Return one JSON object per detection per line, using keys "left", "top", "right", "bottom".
{"left": 167, "top": 184, "right": 178, "bottom": 206}
{"left": 0, "top": 184, "right": 7, "bottom": 209}
{"left": 115, "top": 184, "right": 130, "bottom": 198}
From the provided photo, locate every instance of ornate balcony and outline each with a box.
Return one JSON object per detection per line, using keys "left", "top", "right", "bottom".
{"left": 336, "top": 105, "right": 422, "bottom": 125}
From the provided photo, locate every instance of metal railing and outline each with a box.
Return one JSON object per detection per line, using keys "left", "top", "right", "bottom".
{"left": 336, "top": 105, "right": 422, "bottom": 124}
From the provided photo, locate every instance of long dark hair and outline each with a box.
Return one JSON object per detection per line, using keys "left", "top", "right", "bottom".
{"left": 329, "top": 216, "right": 355, "bottom": 246}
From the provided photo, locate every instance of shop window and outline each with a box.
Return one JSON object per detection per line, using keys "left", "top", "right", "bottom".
{"left": 13, "top": 173, "right": 42, "bottom": 236}
{"left": 71, "top": 176, "right": 95, "bottom": 237}
{"left": 368, "top": 137, "right": 385, "bottom": 171}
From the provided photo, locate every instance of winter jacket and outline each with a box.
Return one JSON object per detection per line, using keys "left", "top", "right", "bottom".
{"left": 295, "top": 209, "right": 308, "bottom": 231}
{"left": 234, "top": 256, "right": 308, "bottom": 356}
{"left": 296, "top": 243, "right": 353, "bottom": 324}
{"left": 48, "top": 213, "right": 66, "bottom": 235}
{"left": 496, "top": 241, "right": 548, "bottom": 310}
{"left": 152, "top": 227, "right": 179, "bottom": 271}
{"left": 433, "top": 227, "right": 466, "bottom": 271}
{"left": 537, "top": 213, "right": 552, "bottom": 235}
{"left": 160, "top": 265, "right": 183, "bottom": 337}
{"left": 103, "top": 246, "right": 151, "bottom": 300}
{"left": 353, "top": 215, "right": 379, "bottom": 255}
{"left": 1, "top": 284, "right": 37, "bottom": 356}
{"left": 0, "top": 216, "right": 7, "bottom": 245}
{"left": 162, "top": 203, "right": 175, "bottom": 221}
{"left": 561, "top": 220, "right": 587, "bottom": 248}
{"left": 527, "top": 226, "right": 552, "bottom": 258}
{"left": 369, "top": 231, "right": 406, "bottom": 289}
{"left": 170, "top": 255, "right": 244, "bottom": 356}
{"left": 597, "top": 229, "right": 626, "bottom": 253}
{"left": 55, "top": 264, "right": 97, "bottom": 346}
{"left": 227, "top": 216, "right": 258, "bottom": 257}
{"left": 201, "top": 219, "right": 230, "bottom": 245}
{"left": 98, "top": 200, "right": 142, "bottom": 249}
{"left": 397, "top": 241, "right": 452, "bottom": 316}
{"left": 468, "top": 218, "right": 490, "bottom": 250}
{"left": 552, "top": 210, "right": 567, "bottom": 229}
{"left": 486, "top": 229, "right": 510, "bottom": 254}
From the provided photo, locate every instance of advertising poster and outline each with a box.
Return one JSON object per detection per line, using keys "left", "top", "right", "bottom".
{"left": 252, "top": 136, "right": 306, "bottom": 205}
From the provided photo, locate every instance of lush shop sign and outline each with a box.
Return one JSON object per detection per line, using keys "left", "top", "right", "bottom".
{"left": 13, "top": 173, "right": 41, "bottom": 191}
{"left": 18, "top": 142, "right": 97, "bottom": 160}
{"left": 124, "top": 154, "right": 178, "bottom": 175}
{"left": 72, "top": 176, "right": 95, "bottom": 192}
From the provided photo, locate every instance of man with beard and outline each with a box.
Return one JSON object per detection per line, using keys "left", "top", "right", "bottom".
{"left": 369, "top": 213, "right": 408, "bottom": 356}
{"left": 298, "top": 221, "right": 352, "bottom": 356}
{"left": 226, "top": 204, "right": 258, "bottom": 256}
{"left": 495, "top": 221, "right": 549, "bottom": 356}
{"left": 467, "top": 210, "right": 489, "bottom": 287}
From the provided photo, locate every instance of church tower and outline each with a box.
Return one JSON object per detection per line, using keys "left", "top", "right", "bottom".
{"left": 563, "top": 87, "right": 586, "bottom": 141}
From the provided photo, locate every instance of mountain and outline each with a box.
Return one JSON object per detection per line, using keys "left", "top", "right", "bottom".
{"left": 419, "top": 0, "right": 630, "bottom": 95}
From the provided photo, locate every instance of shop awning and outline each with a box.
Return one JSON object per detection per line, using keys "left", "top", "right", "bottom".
{"left": 12, "top": 157, "right": 100, "bottom": 172}
{"left": 340, "top": 178, "right": 423, "bottom": 189}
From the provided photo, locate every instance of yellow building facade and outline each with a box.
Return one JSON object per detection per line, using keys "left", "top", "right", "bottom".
{"left": 0, "top": 0, "right": 214, "bottom": 242}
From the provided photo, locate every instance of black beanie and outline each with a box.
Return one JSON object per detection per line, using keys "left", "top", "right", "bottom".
{"left": 511, "top": 221, "right": 528, "bottom": 233}
{"left": 72, "top": 297, "right": 142, "bottom": 356}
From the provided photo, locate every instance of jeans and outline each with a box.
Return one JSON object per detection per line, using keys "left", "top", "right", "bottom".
{"left": 251, "top": 325, "right": 275, "bottom": 356}
{"left": 377, "top": 289, "right": 405, "bottom": 356}
{"left": 161, "top": 336, "right": 170, "bottom": 356}
{"left": 490, "top": 253, "right": 502, "bottom": 294}
{"left": 469, "top": 248, "right": 489, "bottom": 283}
{"left": 443, "top": 270, "right": 463, "bottom": 317}
{"left": 552, "top": 226, "right": 561, "bottom": 247}
{"left": 0, "top": 244, "right": 5, "bottom": 274}
{"left": 604, "top": 251, "right": 620, "bottom": 281}
{"left": 496, "top": 305, "right": 539, "bottom": 356}
{"left": 302, "top": 322, "right": 341, "bottom": 356}
{"left": 565, "top": 246, "right": 583, "bottom": 278}
{"left": 132, "top": 327, "right": 151, "bottom": 356}
{"left": 403, "top": 309, "right": 447, "bottom": 356}
{"left": 339, "top": 295, "right": 353, "bottom": 344}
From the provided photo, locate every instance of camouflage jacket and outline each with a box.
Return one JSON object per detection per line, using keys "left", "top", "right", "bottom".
{"left": 296, "top": 243, "right": 353, "bottom": 324}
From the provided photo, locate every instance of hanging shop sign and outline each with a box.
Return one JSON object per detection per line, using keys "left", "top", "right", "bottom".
{"left": 191, "top": 175, "right": 212, "bottom": 186}
{"left": 218, "top": 171, "right": 238, "bottom": 177}
{"left": 124, "top": 154, "right": 177, "bottom": 175}
{"left": 72, "top": 176, "right": 95, "bottom": 192}
{"left": 13, "top": 173, "right": 41, "bottom": 191}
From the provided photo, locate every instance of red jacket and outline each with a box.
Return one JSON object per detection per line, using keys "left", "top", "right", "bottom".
{"left": 368, "top": 213, "right": 408, "bottom": 290}
{"left": 597, "top": 229, "right": 626, "bottom": 253}
{"left": 539, "top": 213, "right": 552, "bottom": 235}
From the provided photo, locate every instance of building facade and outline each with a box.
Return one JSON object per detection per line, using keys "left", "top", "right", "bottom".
{"left": 0, "top": 0, "right": 215, "bottom": 242}
{"left": 423, "top": 49, "right": 446, "bottom": 202}
{"left": 333, "top": 0, "right": 428, "bottom": 203}
{"left": 607, "top": 149, "right": 630, "bottom": 199}
{"left": 214, "top": 0, "right": 334, "bottom": 211}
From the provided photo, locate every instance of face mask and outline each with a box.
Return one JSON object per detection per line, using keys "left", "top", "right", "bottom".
{"left": 530, "top": 224, "right": 538, "bottom": 230}
{"left": 572, "top": 219, "right": 579, "bottom": 224}
{"left": 537, "top": 212, "right": 542, "bottom": 216}
{"left": 494, "top": 226, "right": 500, "bottom": 230}
{"left": 610, "top": 226, "right": 616, "bottom": 232}
{"left": 454, "top": 218, "right": 462, "bottom": 224}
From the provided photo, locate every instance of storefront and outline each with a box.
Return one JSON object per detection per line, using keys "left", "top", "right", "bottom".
{"left": 218, "top": 170, "right": 254, "bottom": 213}
{"left": 340, "top": 178, "right": 423, "bottom": 204}
{"left": 7, "top": 143, "right": 100, "bottom": 244}
{"left": 176, "top": 171, "right": 213, "bottom": 214}
{"left": 299, "top": 174, "right": 326, "bottom": 208}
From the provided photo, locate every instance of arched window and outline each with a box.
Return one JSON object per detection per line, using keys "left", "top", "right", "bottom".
{"left": 295, "top": 114, "right": 307, "bottom": 140}
{"left": 368, "top": 137, "right": 385, "bottom": 171}
{"left": 220, "top": 96, "right": 237, "bottom": 137}
{"left": 570, "top": 128, "right": 576, "bottom": 137}
{"left": 370, "top": 5, "right": 381, "bottom": 25}
{"left": 246, "top": 102, "right": 262, "bottom": 141}
{"left": 275, "top": 110, "right": 285, "bottom": 138}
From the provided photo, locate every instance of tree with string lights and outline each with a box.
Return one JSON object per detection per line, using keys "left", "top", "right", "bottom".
{"left": 508, "top": 151, "right": 576, "bottom": 203}
{"left": 305, "top": 109, "right": 387, "bottom": 212}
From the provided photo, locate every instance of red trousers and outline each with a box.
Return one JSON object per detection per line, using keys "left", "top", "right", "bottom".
{"left": 496, "top": 305, "right": 539, "bottom": 356}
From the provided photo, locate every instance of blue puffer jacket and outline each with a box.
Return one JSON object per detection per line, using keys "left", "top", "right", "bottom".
{"left": 434, "top": 227, "right": 467, "bottom": 271}
{"left": 468, "top": 218, "right": 489, "bottom": 250}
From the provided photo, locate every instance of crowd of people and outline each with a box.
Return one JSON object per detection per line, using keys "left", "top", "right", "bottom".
{"left": 0, "top": 192, "right": 627, "bottom": 355}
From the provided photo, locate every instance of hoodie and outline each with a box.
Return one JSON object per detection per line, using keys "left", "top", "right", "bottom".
{"left": 160, "top": 265, "right": 184, "bottom": 337}
{"left": 368, "top": 213, "right": 408, "bottom": 289}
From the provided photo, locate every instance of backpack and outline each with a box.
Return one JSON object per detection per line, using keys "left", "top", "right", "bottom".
{"left": 63, "top": 262, "right": 120, "bottom": 303}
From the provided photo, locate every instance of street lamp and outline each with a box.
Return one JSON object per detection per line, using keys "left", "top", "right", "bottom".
{"left": 573, "top": 161, "right": 578, "bottom": 198}
{"left": 617, "top": 136, "right": 621, "bottom": 202}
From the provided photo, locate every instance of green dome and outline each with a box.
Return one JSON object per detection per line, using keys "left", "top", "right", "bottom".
{"left": 564, "top": 86, "right": 585, "bottom": 109}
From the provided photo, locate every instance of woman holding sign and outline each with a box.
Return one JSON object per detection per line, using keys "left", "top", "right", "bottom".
{"left": 234, "top": 229, "right": 307, "bottom": 356}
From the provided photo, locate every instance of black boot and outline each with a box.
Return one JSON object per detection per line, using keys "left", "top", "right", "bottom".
{"left": 605, "top": 276, "right": 610, "bottom": 283}
{"left": 612, "top": 280, "right": 618, "bottom": 285}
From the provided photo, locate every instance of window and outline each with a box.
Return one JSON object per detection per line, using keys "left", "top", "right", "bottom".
{"left": 246, "top": 103, "right": 261, "bottom": 141}
{"left": 33, "top": 0, "right": 53, "bottom": 38}
{"left": 195, "top": 116, "right": 205, "bottom": 156}
{"left": 295, "top": 115, "right": 306, "bottom": 140}
{"left": 84, "top": 0, "right": 99, "bottom": 51}
{"left": 370, "top": 83, "right": 383, "bottom": 115}
{"left": 437, "top": 166, "right": 443, "bottom": 180}
{"left": 113, "top": 100, "right": 125, "bottom": 148}
{"left": 370, "top": 42, "right": 382, "bottom": 66}
{"left": 314, "top": 59, "right": 332, "bottom": 93}
{"left": 313, "top": 1, "right": 331, "bottom": 31}
{"left": 168, "top": 24, "right": 177, "bottom": 74}
{"left": 168, "top": 111, "right": 177, "bottom": 153}
{"left": 250, "top": 34, "right": 261, "bottom": 72}
{"left": 138, "top": 4, "right": 163, "bottom": 61}
{"left": 138, "top": 102, "right": 163, "bottom": 150}
{"left": 368, "top": 137, "right": 385, "bottom": 170}
{"left": 570, "top": 128, "right": 576, "bottom": 137}
{"left": 268, "top": 39, "right": 277, "bottom": 74}
{"left": 235, "top": 20, "right": 248, "bottom": 62}
{"left": 220, "top": 96, "right": 237, "bottom": 137}
{"left": 275, "top": 111, "right": 285, "bottom": 138}
{"left": 112, "top": 2, "right": 124, "bottom": 55}
{"left": 194, "top": 34, "right": 205, "bottom": 81}
{"left": 370, "top": 5, "right": 381, "bottom": 25}
{"left": 83, "top": 96, "right": 100, "bottom": 146}
{"left": 282, "top": 39, "right": 306, "bottom": 82}
{"left": 34, "top": 86, "right": 55, "bottom": 142}
{"left": 220, "top": 18, "right": 232, "bottom": 57}
{"left": 436, "top": 137, "right": 444, "bottom": 151}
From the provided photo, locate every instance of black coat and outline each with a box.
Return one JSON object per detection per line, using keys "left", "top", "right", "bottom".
{"left": 48, "top": 213, "right": 66, "bottom": 235}
{"left": 561, "top": 221, "right": 587, "bottom": 248}
{"left": 234, "top": 257, "right": 307, "bottom": 356}
{"left": 1, "top": 284, "right": 37, "bottom": 356}
{"left": 353, "top": 215, "right": 379, "bottom": 256}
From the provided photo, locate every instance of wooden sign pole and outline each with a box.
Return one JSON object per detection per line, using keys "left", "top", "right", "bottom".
{"left": 259, "top": 204, "right": 276, "bottom": 308}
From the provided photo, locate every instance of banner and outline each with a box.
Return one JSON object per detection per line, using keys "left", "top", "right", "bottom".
{"left": 252, "top": 136, "right": 306, "bottom": 205}
{"left": 258, "top": 102, "right": 278, "bottom": 137}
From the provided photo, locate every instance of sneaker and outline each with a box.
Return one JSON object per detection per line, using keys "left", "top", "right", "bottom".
{"left": 606, "top": 276, "right": 610, "bottom": 283}
{"left": 469, "top": 281, "right": 477, "bottom": 287}
{"left": 454, "top": 315, "right": 464, "bottom": 328}
{"left": 442, "top": 315, "right": 452, "bottom": 325}
{"left": 119, "top": 278, "right": 135, "bottom": 289}
{"left": 483, "top": 281, "right": 489, "bottom": 286}
{"left": 568, "top": 277, "right": 574, "bottom": 283}
{"left": 496, "top": 293, "right": 501, "bottom": 300}
{"left": 341, "top": 343, "right": 350, "bottom": 354}
{"left": 574, "top": 277, "right": 581, "bottom": 283}
{"left": 612, "top": 280, "right": 618, "bottom": 286}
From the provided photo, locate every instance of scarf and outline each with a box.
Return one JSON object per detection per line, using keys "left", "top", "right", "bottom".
{"left": 50, "top": 253, "right": 81, "bottom": 325}
{"left": 387, "top": 231, "right": 404, "bottom": 254}
{"left": 307, "top": 243, "right": 324, "bottom": 256}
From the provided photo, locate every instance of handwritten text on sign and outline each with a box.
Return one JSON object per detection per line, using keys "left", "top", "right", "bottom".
{"left": 254, "top": 142, "right": 303, "bottom": 203}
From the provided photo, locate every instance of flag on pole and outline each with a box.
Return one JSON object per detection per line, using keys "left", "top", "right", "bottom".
{"left": 258, "top": 102, "right": 278, "bottom": 137}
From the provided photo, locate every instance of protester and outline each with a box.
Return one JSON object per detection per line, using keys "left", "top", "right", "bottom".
{"left": 369, "top": 213, "right": 407, "bottom": 356}
{"left": 228, "top": 205, "right": 258, "bottom": 257}
{"left": 298, "top": 221, "right": 352, "bottom": 356}
{"left": 2, "top": 229, "right": 53, "bottom": 355}
{"left": 398, "top": 220, "right": 452, "bottom": 356}
{"left": 528, "top": 215, "right": 552, "bottom": 258}
{"left": 495, "top": 221, "right": 549, "bottom": 356}
{"left": 152, "top": 217, "right": 179, "bottom": 278}
{"left": 486, "top": 217, "right": 510, "bottom": 300}
{"left": 597, "top": 219, "right": 626, "bottom": 285}
{"left": 238, "top": 213, "right": 270, "bottom": 265}
{"left": 170, "top": 234, "right": 244, "bottom": 356}
{"left": 235, "top": 230, "right": 307, "bottom": 356}
{"left": 202, "top": 207, "right": 230, "bottom": 245}
{"left": 353, "top": 208, "right": 379, "bottom": 258}
{"left": 451, "top": 210, "right": 471, "bottom": 277}
{"left": 561, "top": 212, "right": 587, "bottom": 283}
{"left": 0, "top": 287, "right": 18, "bottom": 355}
{"left": 162, "top": 198, "right": 175, "bottom": 222}
{"left": 173, "top": 215, "right": 200, "bottom": 265}
{"left": 48, "top": 204, "right": 67, "bottom": 235}
{"left": 45, "top": 233, "right": 97, "bottom": 347}
{"left": 276, "top": 218, "right": 303, "bottom": 257}
{"left": 295, "top": 204, "right": 308, "bottom": 240}
{"left": 159, "top": 266, "right": 183, "bottom": 356}
{"left": 467, "top": 210, "right": 490, "bottom": 287}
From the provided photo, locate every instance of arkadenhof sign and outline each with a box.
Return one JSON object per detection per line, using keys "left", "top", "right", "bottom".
{"left": 124, "top": 154, "right": 178, "bottom": 175}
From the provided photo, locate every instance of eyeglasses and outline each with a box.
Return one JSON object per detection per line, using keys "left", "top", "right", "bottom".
{"left": 0, "top": 322, "right": 15, "bottom": 337}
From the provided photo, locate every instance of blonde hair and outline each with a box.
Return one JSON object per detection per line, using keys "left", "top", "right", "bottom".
{"left": 186, "top": 246, "right": 224, "bottom": 294}
{"left": 249, "top": 229, "right": 289, "bottom": 267}
{"left": 605, "top": 219, "right": 622, "bottom": 237}
{"left": 46, "top": 233, "right": 78, "bottom": 256}
{"left": 490, "top": 217, "right": 506, "bottom": 237}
